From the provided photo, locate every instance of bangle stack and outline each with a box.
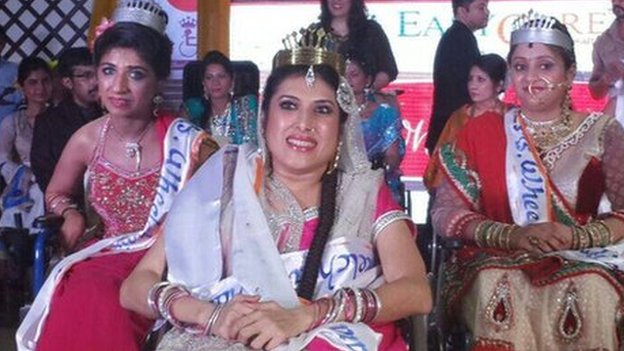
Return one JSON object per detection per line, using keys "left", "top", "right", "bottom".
{"left": 157, "top": 283, "right": 192, "bottom": 330}
{"left": 474, "top": 220, "right": 518, "bottom": 250}
{"left": 149, "top": 281, "right": 224, "bottom": 336}
{"left": 46, "top": 193, "right": 78, "bottom": 217}
{"left": 571, "top": 220, "right": 613, "bottom": 250}
{"left": 307, "top": 287, "right": 381, "bottom": 331}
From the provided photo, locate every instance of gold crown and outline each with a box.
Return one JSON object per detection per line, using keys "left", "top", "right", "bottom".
{"left": 273, "top": 27, "right": 345, "bottom": 75}
{"left": 112, "top": 0, "right": 168, "bottom": 34}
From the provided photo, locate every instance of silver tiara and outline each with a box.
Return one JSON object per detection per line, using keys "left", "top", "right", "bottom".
{"left": 112, "top": 0, "right": 168, "bottom": 34}
{"left": 510, "top": 10, "right": 573, "bottom": 51}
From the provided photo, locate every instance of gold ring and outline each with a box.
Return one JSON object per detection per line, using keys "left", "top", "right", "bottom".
{"left": 528, "top": 236, "right": 540, "bottom": 246}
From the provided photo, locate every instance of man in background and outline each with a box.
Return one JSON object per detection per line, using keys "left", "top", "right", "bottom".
{"left": 589, "top": 0, "right": 624, "bottom": 122}
{"left": 31, "top": 47, "right": 102, "bottom": 193}
{"left": 425, "top": 0, "right": 489, "bottom": 154}
{"left": 421, "top": 0, "right": 489, "bottom": 272}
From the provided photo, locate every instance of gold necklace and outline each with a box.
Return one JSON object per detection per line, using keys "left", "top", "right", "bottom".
{"left": 519, "top": 110, "right": 571, "bottom": 151}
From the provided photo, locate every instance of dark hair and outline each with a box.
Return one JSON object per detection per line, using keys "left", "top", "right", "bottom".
{"left": 346, "top": 51, "right": 375, "bottom": 78}
{"left": 93, "top": 22, "right": 172, "bottom": 80}
{"left": 57, "top": 47, "right": 93, "bottom": 78}
{"left": 320, "top": 0, "right": 368, "bottom": 39}
{"left": 202, "top": 50, "right": 234, "bottom": 79}
{"left": 473, "top": 53, "right": 507, "bottom": 92}
{"left": 18, "top": 56, "right": 52, "bottom": 86}
{"left": 262, "top": 64, "right": 347, "bottom": 299}
{"left": 452, "top": 0, "right": 477, "bottom": 15}
{"left": 507, "top": 19, "right": 576, "bottom": 70}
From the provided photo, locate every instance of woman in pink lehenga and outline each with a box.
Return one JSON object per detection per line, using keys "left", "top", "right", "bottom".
{"left": 16, "top": 2, "right": 218, "bottom": 350}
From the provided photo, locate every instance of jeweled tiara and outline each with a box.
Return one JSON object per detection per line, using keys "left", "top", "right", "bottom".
{"left": 510, "top": 10, "right": 573, "bottom": 51}
{"left": 112, "top": 0, "right": 168, "bottom": 34}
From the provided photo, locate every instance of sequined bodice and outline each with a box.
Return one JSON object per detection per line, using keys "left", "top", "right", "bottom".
{"left": 87, "top": 120, "right": 160, "bottom": 238}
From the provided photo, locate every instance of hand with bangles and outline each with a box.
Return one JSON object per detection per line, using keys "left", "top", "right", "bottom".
{"left": 59, "top": 210, "right": 86, "bottom": 253}
{"left": 232, "top": 301, "right": 314, "bottom": 350}
{"left": 509, "top": 222, "right": 573, "bottom": 254}
{"left": 45, "top": 192, "right": 85, "bottom": 253}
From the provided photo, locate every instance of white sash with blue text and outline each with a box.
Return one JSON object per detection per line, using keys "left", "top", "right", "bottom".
{"left": 16, "top": 118, "right": 203, "bottom": 351}
{"left": 505, "top": 108, "right": 552, "bottom": 226}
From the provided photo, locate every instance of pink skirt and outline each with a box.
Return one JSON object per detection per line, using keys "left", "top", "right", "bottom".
{"left": 36, "top": 249, "right": 153, "bottom": 351}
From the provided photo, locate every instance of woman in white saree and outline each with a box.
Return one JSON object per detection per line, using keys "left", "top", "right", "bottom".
{"left": 120, "top": 30, "right": 431, "bottom": 351}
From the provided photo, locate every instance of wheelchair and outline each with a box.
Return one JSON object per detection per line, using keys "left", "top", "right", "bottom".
{"left": 403, "top": 186, "right": 471, "bottom": 351}
{"left": 0, "top": 212, "right": 62, "bottom": 325}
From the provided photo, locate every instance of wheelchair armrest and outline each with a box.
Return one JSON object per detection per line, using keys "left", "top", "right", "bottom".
{"left": 440, "top": 237, "right": 464, "bottom": 251}
{"left": 33, "top": 214, "right": 64, "bottom": 231}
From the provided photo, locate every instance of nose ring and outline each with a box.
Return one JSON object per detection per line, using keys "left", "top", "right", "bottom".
{"left": 302, "top": 126, "right": 316, "bottom": 132}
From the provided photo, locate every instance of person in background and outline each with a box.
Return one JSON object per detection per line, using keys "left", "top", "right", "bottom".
{"left": 31, "top": 47, "right": 103, "bottom": 194}
{"left": 121, "top": 30, "right": 431, "bottom": 350}
{"left": 432, "top": 12, "right": 624, "bottom": 350}
{"left": 16, "top": 1, "right": 218, "bottom": 349}
{"left": 182, "top": 50, "right": 257, "bottom": 146}
{"left": 589, "top": 0, "right": 624, "bottom": 123}
{"left": 0, "top": 56, "right": 52, "bottom": 230}
{"left": 424, "top": 53, "right": 506, "bottom": 191}
{"left": 346, "top": 53, "right": 405, "bottom": 205}
{"left": 312, "top": 0, "right": 398, "bottom": 91}
{"left": 0, "top": 25, "right": 22, "bottom": 124}
{"left": 425, "top": 0, "right": 490, "bottom": 155}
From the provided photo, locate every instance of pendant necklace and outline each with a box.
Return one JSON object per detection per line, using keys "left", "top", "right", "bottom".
{"left": 109, "top": 118, "right": 153, "bottom": 171}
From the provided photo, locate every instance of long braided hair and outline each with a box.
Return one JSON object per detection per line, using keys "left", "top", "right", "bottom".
{"left": 261, "top": 64, "right": 348, "bottom": 300}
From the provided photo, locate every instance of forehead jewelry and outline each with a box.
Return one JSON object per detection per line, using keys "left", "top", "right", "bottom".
{"left": 305, "top": 65, "right": 316, "bottom": 88}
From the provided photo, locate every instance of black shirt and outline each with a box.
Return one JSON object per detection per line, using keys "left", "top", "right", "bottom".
{"left": 31, "top": 98, "right": 102, "bottom": 193}
{"left": 315, "top": 20, "right": 399, "bottom": 83}
{"left": 425, "top": 20, "right": 480, "bottom": 153}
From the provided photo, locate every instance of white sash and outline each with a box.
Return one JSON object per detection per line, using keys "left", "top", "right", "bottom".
{"left": 504, "top": 109, "right": 552, "bottom": 226}
{"left": 502, "top": 110, "right": 624, "bottom": 273}
{"left": 16, "top": 118, "right": 203, "bottom": 351}
{"left": 165, "top": 145, "right": 382, "bottom": 350}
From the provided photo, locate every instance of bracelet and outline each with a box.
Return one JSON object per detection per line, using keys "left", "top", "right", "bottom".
{"left": 474, "top": 220, "right": 518, "bottom": 250}
{"left": 60, "top": 204, "right": 80, "bottom": 218}
{"left": 201, "top": 303, "right": 225, "bottom": 336}
{"left": 157, "top": 284, "right": 191, "bottom": 330}
{"left": 46, "top": 193, "right": 77, "bottom": 216}
{"left": 147, "top": 281, "right": 170, "bottom": 316}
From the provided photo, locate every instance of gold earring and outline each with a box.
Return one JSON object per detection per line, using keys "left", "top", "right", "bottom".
{"left": 326, "top": 141, "right": 342, "bottom": 174}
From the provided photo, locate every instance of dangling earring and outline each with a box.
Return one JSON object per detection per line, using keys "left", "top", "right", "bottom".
{"left": 152, "top": 94, "right": 164, "bottom": 117}
{"left": 326, "top": 141, "right": 343, "bottom": 174}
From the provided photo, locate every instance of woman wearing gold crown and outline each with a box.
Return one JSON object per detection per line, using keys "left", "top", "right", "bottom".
{"left": 16, "top": 1, "right": 218, "bottom": 350}
{"left": 120, "top": 28, "right": 431, "bottom": 350}
{"left": 431, "top": 11, "right": 624, "bottom": 350}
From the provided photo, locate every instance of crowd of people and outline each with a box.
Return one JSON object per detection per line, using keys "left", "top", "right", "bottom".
{"left": 0, "top": 0, "right": 621, "bottom": 350}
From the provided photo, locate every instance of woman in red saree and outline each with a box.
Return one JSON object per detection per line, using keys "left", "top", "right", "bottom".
{"left": 432, "top": 12, "right": 624, "bottom": 351}
{"left": 423, "top": 53, "right": 507, "bottom": 191}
